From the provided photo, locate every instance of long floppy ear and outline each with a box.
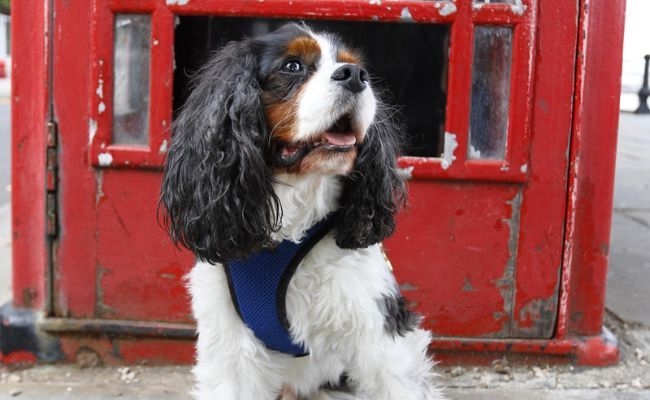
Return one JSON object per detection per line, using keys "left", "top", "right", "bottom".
{"left": 160, "top": 41, "right": 280, "bottom": 264}
{"left": 334, "top": 104, "right": 407, "bottom": 249}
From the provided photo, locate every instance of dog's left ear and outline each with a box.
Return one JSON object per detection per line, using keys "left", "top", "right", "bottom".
{"left": 334, "top": 106, "right": 407, "bottom": 249}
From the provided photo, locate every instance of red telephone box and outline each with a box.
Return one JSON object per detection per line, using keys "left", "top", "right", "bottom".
{"left": 3, "top": 0, "right": 624, "bottom": 366}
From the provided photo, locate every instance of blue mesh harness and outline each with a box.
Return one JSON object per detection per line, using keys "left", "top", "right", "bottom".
{"left": 224, "top": 218, "right": 333, "bottom": 356}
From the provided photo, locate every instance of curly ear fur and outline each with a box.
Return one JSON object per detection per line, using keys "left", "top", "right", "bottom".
{"left": 334, "top": 104, "right": 407, "bottom": 249}
{"left": 160, "top": 41, "right": 280, "bottom": 264}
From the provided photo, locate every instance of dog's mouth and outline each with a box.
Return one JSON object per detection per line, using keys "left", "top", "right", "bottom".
{"left": 276, "top": 114, "right": 358, "bottom": 167}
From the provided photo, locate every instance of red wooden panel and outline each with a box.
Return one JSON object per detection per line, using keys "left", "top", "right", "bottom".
{"left": 385, "top": 181, "right": 522, "bottom": 337}
{"left": 164, "top": 0, "right": 458, "bottom": 23}
{"left": 562, "top": 0, "right": 625, "bottom": 337}
{"left": 509, "top": 0, "right": 578, "bottom": 338}
{"left": 10, "top": 0, "right": 50, "bottom": 310}
{"left": 52, "top": 0, "right": 98, "bottom": 318}
{"left": 96, "top": 171, "right": 193, "bottom": 322}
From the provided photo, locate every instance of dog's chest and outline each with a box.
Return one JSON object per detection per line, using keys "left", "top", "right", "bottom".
{"left": 284, "top": 237, "right": 397, "bottom": 347}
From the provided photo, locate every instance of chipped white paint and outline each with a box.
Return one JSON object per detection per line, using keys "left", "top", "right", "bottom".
{"left": 400, "top": 7, "right": 414, "bottom": 22}
{"left": 441, "top": 132, "right": 458, "bottom": 170}
{"left": 510, "top": 2, "right": 526, "bottom": 15}
{"left": 439, "top": 2, "right": 457, "bottom": 16}
{"left": 98, "top": 152, "right": 113, "bottom": 167}
{"left": 159, "top": 139, "right": 169, "bottom": 154}
{"left": 472, "top": 0, "right": 525, "bottom": 15}
{"left": 153, "top": 39, "right": 159, "bottom": 46}
{"left": 397, "top": 166, "right": 414, "bottom": 180}
{"left": 520, "top": 163, "right": 528, "bottom": 173}
{"left": 98, "top": 102, "right": 106, "bottom": 114}
{"left": 96, "top": 78, "right": 104, "bottom": 98}
{"left": 369, "top": 0, "right": 381, "bottom": 4}
{"left": 166, "top": 0, "right": 189, "bottom": 5}
{"left": 88, "top": 118, "right": 98, "bottom": 144}
{"left": 500, "top": 164, "right": 509, "bottom": 171}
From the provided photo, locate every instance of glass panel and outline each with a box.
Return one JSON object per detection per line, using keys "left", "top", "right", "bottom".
{"left": 468, "top": 26, "right": 512, "bottom": 160}
{"left": 113, "top": 14, "right": 151, "bottom": 146}
{"left": 174, "top": 17, "right": 449, "bottom": 158}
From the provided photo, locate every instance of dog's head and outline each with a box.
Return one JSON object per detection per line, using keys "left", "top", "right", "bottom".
{"left": 161, "top": 23, "right": 405, "bottom": 264}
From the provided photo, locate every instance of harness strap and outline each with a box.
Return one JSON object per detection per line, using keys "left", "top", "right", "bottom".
{"left": 224, "top": 218, "right": 333, "bottom": 356}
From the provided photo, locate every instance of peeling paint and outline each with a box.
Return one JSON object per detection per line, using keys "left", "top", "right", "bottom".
{"left": 95, "top": 170, "right": 105, "bottom": 205}
{"left": 439, "top": 2, "right": 457, "bottom": 16}
{"left": 400, "top": 7, "right": 414, "bottom": 22}
{"left": 88, "top": 118, "right": 97, "bottom": 144}
{"left": 520, "top": 163, "right": 528, "bottom": 173}
{"left": 494, "top": 189, "right": 523, "bottom": 336}
{"left": 95, "top": 78, "right": 104, "bottom": 99}
{"left": 98, "top": 152, "right": 113, "bottom": 167}
{"left": 510, "top": 0, "right": 526, "bottom": 15}
{"left": 159, "top": 139, "right": 169, "bottom": 154}
{"left": 98, "top": 102, "right": 106, "bottom": 114}
{"left": 500, "top": 164, "right": 509, "bottom": 172}
{"left": 461, "top": 277, "right": 477, "bottom": 292}
{"left": 515, "top": 296, "right": 558, "bottom": 337}
{"left": 397, "top": 166, "right": 414, "bottom": 180}
{"left": 369, "top": 0, "right": 381, "bottom": 4}
{"left": 153, "top": 39, "right": 159, "bottom": 46}
{"left": 441, "top": 132, "right": 458, "bottom": 170}
{"left": 166, "top": 0, "right": 189, "bottom": 4}
{"left": 399, "top": 283, "right": 418, "bottom": 292}
{"left": 96, "top": 264, "right": 116, "bottom": 317}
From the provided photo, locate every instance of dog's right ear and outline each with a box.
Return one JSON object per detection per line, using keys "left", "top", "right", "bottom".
{"left": 160, "top": 41, "right": 280, "bottom": 264}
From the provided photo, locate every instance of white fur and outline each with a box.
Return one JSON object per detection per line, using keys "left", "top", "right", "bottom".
{"left": 188, "top": 173, "right": 445, "bottom": 400}
{"left": 296, "top": 33, "right": 377, "bottom": 144}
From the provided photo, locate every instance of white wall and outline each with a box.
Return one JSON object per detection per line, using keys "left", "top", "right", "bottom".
{"left": 0, "top": 14, "right": 8, "bottom": 59}
{"left": 621, "top": 0, "right": 650, "bottom": 111}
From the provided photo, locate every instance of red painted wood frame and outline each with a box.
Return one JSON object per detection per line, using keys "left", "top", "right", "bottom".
{"left": 7, "top": 0, "right": 625, "bottom": 366}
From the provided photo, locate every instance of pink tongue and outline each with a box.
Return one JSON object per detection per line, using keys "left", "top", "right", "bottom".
{"left": 324, "top": 132, "right": 356, "bottom": 146}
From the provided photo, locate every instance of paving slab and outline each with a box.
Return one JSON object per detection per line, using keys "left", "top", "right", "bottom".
{"left": 607, "top": 113, "right": 650, "bottom": 327}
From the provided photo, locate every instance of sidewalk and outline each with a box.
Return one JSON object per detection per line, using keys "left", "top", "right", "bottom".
{"left": 1, "top": 113, "right": 649, "bottom": 399}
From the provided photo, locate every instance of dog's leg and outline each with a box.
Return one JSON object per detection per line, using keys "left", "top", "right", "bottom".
{"left": 346, "top": 328, "right": 446, "bottom": 400}
{"left": 189, "top": 262, "right": 289, "bottom": 400}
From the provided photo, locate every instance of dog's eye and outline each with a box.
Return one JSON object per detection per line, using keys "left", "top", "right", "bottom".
{"left": 281, "top": 59, "right": 303, "bottom": 73}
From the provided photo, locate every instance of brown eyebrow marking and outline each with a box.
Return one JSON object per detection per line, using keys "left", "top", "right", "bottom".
{"left": 285, "top": 36, "right": 321, "bottom": 65}
{"left": 337, "top": 49, "right": 362, "bottom": 64}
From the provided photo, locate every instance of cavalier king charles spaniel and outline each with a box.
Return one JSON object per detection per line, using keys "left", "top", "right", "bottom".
{"left": 161, "top": 23, "right": 445, "bottom": 400}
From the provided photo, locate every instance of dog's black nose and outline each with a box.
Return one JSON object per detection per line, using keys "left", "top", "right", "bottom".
{"left": 331, "top": 64, "right": 368, "bottom": 94}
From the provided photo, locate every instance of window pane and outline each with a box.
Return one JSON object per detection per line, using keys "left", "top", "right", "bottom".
{"left": 468, "top": 26, "right": 512, "bottom": 160}
{"left": 113, "top": 14, "right": 151, "bottom": 146}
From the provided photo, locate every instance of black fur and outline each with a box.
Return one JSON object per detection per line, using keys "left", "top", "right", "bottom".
{"left": 379, "top": 294, "right": 420, "bottom": 338}
{"left": 333, "top": 103, "right": 406, "bottom": 249}
{"left": 160, "top": 24, "right": 406, "bottom": 263}
{"left": 160, "top": 39, "right": 280, "bottom": 264}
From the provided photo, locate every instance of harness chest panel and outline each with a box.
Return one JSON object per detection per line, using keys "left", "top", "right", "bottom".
{"left": 224, "top": 219, "right": 332, "bottom": 356}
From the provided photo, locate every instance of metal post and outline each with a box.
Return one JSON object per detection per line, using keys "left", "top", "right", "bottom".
{"left": 635, "top": 55, "right": 650, "bottom": 114}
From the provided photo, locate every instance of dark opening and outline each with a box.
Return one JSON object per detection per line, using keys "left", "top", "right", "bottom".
{"left": 174, "top": 17, "right": 449, "bottom": 157}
